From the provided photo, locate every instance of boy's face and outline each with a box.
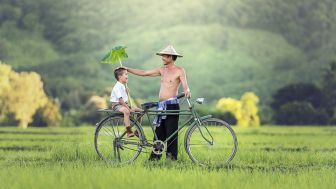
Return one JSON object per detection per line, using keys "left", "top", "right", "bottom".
{"left": 118, "top": 70, "right": 128, "bottom": 84}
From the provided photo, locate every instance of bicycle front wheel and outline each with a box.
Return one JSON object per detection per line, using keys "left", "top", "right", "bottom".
{"left": 94, "top": 115, "right": 144, "bottom": 164}
{"left": 185, "top": 118, "right": 238, "bottom": 166}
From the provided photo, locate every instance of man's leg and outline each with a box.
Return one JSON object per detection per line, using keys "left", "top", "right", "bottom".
{"left": 149, "top": 120, "right": 166, "bottom": 160}
{"left": 165, "top": 104, "right": 180, "bottom": 160}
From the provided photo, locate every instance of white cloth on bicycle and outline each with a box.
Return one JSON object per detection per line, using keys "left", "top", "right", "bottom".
{"left": 153, "top": 97, "right": 179, "bottom": 127}
{"left": 110, "top": 81, "right": 128, "bottom": 103}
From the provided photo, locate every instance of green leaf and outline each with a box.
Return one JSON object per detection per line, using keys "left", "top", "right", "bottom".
{"left": 101, "top": 45, "right": 128, "bottom": 64}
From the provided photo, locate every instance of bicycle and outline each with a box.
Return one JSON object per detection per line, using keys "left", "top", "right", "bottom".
{"left": 94, "top": 93, "right": 238, "bottom": 166}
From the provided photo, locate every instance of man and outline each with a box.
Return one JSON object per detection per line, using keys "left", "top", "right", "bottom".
{"left": 125, "top": 45, "right": 191, "bottom": 160}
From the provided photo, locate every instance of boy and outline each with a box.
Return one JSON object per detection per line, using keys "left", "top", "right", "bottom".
{"left": 110, "top": 67, "right": 141, "bottom": 137}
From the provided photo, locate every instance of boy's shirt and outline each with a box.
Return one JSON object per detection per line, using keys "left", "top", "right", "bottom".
{"left": 110, "top": 81, "right": 128, "bottom": 103}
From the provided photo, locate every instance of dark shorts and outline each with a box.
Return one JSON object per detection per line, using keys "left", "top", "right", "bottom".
{"left": 149, "top": 104, "right": 180, "bottom": 160}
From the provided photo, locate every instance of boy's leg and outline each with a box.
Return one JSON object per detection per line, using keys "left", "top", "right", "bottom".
{"left": 132, "top": 107, "right": 143, "bottom": 112}
{"left": 149, "top": 120, "right": 166, "bottom": 160}
{"left": 118, "top": 106, "right": 131, "bottom": 127}
{"left": 131, "top": 107, "right": 143, "bottom": 124}
{"left": 165, "top": 104, "right": 180, "bottom": 160}
{"left": 118, "top": 106, "right": 134, "bottom": 137}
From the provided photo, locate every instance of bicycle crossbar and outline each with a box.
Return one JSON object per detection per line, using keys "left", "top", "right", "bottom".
{"left": 97, "top": 109, "right": 192, "bottom": 115}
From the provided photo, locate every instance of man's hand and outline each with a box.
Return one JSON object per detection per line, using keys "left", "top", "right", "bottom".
{"left": 184, "top": 88, "right": 191, "bottom": 98}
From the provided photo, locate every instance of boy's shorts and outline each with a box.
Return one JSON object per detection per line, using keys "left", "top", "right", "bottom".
{"left": 111, "top": 102, "right": 129, "bottom": 112}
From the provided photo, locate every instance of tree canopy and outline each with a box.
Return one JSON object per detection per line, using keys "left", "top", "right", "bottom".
{"left": 1, "top": 0, "right": 336, "bottom": 124}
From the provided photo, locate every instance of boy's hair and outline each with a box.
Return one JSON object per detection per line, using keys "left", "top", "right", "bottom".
{"left": 114, "top": 67, "right": 127, "bottom": 80}
{"left": 172, "top": 55, "right": 177, "bottom": 61}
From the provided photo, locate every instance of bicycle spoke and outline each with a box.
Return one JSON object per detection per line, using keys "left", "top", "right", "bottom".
{"left": 101, "top": 126, "right": 115, "bottom": 137}
{"left": 94, "top": 115, "right": 143, "bottom": 164}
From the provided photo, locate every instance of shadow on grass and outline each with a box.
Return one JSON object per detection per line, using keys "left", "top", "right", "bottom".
{"left": 0, "top": 138, "right": 76, "bottom": 142}
{"left": 0, "top": 146, "right": 48, "bottom": 151}
{"left": 0, "top": 131, "right": 84, "bottom": 135}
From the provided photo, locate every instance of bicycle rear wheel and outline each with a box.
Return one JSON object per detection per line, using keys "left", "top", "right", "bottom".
{"left": 94, "top": 115, "right": 144, "bottom": 164}
{"left": 185, "top": 118, "right": 238, "bottom": 166}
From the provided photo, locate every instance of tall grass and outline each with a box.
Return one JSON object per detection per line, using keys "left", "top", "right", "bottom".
{"left": 0, "top": 126, "right": 335, "bottom": 189}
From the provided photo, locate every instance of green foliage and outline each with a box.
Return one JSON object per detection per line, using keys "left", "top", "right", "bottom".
{"left": 272, "top": 62, "right": 336, "bottom": 125}
{"left": 276, "top": 102, "right": 329, "bottom": 125}
{"left": 197, "top": 105, "right": 237, "bottom": 125}
{"left": 80, "top": 95, "right": 108, "bottom": 124}
{"left": 322, "top": 61, "right": 336, "bottom": 117}
{"left": 271, "top": 83, "right": 326, "bottom": 111}
{"left": 1, "top": 0, "right": 336, "bottom": 125}
{"left": 59, "top": 109, "right": 81, "bottom": 127}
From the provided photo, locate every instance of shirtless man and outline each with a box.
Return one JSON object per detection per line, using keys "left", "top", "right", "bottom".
{"left": 125, "top": 45, "right": 191, "bottom": 160}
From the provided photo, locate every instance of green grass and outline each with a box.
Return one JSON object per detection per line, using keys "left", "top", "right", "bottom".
{"left": 0, "top": 126, "right": 335, "bottom": 189}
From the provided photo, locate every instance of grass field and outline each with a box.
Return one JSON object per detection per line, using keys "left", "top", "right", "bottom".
{"left": 0, "top": 126, "right": 335, "bottom": 189}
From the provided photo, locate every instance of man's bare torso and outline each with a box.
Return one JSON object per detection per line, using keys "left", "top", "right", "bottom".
{"left": 159, "top": 65, "right": 181, "bottom": 101}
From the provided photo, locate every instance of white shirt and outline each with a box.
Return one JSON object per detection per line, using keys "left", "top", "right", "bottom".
{"left": 110, "top": 81, "right": 128, "bottom": 103}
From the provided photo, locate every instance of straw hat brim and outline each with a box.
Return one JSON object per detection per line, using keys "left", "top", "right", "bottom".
{"left": 156, "top": 53, "right": 183, "bottom": 57}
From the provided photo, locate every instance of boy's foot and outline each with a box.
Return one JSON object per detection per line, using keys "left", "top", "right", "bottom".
{"left": 126, "top": 126, "right": 134, "bottom": 138}
{"left": 127, "top": 132, "right": 135, "bottom": 137}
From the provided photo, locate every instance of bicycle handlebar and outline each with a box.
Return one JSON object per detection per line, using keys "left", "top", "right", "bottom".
{"left": 176, "top": 92, "right": 193, "bottom": 108}
{"left": 176, "top": 92, "right": 185, "bottom": 99}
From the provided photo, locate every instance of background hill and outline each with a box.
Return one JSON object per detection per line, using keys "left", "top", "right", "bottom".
{"left": 1, "top": 0, "right": 335, "bottom": 122}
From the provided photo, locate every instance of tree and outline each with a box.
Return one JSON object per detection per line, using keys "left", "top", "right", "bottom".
{"left": 0, "top": 62, "right": 12, "bottom": 121}
{"left": 322, "top": 61, "right": 336, "bottom": 118}
{"left": 271, "top": 82, "right": 330, "bottom": 125}
{"left": 241, "top": 92, "right": 261, "bottom": 127}
{"left": 276, "top": 102, "right": 329, "bottom": 125}
{"left": 80, "top": 95, "right": 108, "bottom": 124}
{"left": 6, "top": 71, "right": 48, "bottom": 128}
{"left": 41, "top": 98, "right": 62, "bottom": 126}
{"left": 271, "top": 83, "right": 325, "bottom": 111}
{"left": 216, "top": 92, "right": 260, "bottom": 127}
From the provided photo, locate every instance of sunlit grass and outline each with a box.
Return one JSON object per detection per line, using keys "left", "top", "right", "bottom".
{"left": 0, "top": 126, "right": 335, "bottom": 189}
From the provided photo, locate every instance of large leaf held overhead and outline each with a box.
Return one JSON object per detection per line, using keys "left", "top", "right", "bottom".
{"left": 101, "top": 46, "right": 128, "bottom": 64}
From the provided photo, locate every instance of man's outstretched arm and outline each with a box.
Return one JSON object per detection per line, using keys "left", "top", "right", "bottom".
{"left": 125, "top": 67, "right": 160, "bottom": 77}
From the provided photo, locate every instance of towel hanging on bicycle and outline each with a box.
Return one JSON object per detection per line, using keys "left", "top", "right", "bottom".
{"left": 153, "top": 97, "right": 179, "bottom": 127}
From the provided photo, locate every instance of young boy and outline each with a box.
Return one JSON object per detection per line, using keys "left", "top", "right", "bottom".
{"left": 110, "top": 67, "right": 141, "bottom": 137}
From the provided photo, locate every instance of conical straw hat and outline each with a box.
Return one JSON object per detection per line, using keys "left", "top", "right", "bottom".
{"left": 156, "top": 45, "right": 183, "bottom": 57}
